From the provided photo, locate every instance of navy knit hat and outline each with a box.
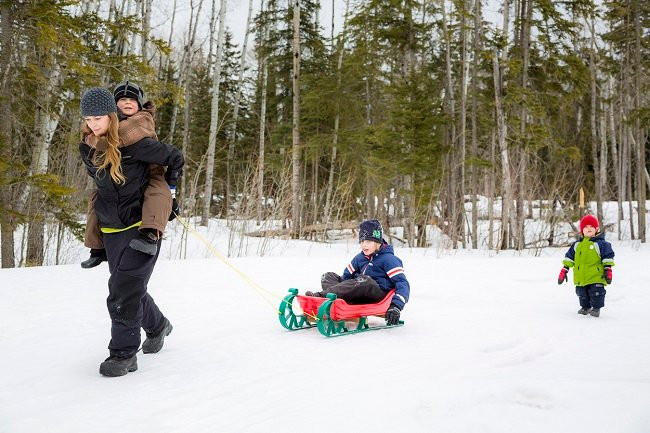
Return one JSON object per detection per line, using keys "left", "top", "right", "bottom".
{"left": 80, "top": 87, "right": 117, "bottom": 117}
{"left": 359, "top": 219, "right": 383, "bottom": 244}
{"left": 113, "top": 80, "right": 144, "bottom": 109}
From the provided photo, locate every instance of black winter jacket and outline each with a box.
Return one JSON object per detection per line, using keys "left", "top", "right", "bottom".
{"left": 80, "top": 137, "right": 184, "bottom": 229}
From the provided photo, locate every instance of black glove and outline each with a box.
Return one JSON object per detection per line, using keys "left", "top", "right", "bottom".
{"left": 386, "top": 303, "right": 401, "bottom": 326}
{"left": 166, "top": 169, "right": 182, "bottom": 187}
{"left": 603, "top": 266, "right": 612, "bottom": 284}
{"left": 169, "top": 197, "right": 180, "bottom": 221}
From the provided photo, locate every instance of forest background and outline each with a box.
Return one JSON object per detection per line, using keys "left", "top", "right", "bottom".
{"left": 0, "top": 0, "right": 648, "bottom": 268}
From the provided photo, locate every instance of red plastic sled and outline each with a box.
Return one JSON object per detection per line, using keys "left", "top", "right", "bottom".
{"left": 296, "top": 290, "right": 395, "bottom": 321}
{"left": 278, "top": 288, "right": 403, "bottom": 337}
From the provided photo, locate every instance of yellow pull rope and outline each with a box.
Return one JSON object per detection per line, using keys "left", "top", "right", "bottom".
{"left": 172, "top": 214, "right": 277, "bottom": 307}
{"left": 172, "top": 213, "right": 319, "bottom": 321}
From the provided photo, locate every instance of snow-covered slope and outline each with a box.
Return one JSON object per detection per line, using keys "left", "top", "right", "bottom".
{"left": 1, "top": 236, "right": 649, "bottom": 433}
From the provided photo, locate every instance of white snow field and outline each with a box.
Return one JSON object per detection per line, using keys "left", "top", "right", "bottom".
{"left": 1, "top": 219, "right": 650, "bottom": 433}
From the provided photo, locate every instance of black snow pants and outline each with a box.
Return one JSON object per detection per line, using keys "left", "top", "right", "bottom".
{"left": 318, "top": 272, "right": 386, "bottom": 305}
{"left": 576, "top": 283, "right": 606, "bottom": 310}
{"left": 103, "top": 227, "right": 166, "bottom": 357}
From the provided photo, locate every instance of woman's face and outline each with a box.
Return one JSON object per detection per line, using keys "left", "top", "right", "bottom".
{"left": 84, "top": 115, "right": 111, "bottom": 136}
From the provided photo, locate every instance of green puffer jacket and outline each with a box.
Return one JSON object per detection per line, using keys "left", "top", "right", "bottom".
{"left": 562, "top": 231, "right": 615, "bottom": 286}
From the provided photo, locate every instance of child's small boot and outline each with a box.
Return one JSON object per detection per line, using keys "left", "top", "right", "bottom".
{"left": 577, "top": 307, "right": 591, "bottom": 315}
{"left": 589, "top": 308, "right": 600, "bottom": 317}
{"left": 305, "top": 291, "right": 322, "bottom": 297}
{"left": 129, "top": 229, "right": 159, "bottom": 255}
{"left": 81, "top": 248, "right": 107, "bottom": 269}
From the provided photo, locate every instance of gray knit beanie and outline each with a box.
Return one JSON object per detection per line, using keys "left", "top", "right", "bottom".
{"left": 80, "top": 87, "right": 117, "bottom": 116}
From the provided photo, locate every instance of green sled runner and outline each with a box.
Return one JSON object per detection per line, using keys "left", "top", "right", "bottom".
{"left": 278, "top": 288, "right": 404, "bottom": 337}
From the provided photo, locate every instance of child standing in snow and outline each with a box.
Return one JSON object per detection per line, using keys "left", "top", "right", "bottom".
{"left": 81, "top": 81, "right": 181, "bottom": 268}
{"left": 305, "top": 219, "right": 410, "bottom": 325}
{"left": 558, "top": 214, "right": 615, "bottom": 317}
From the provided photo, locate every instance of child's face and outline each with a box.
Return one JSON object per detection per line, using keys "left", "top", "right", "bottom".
{"left": 84, "top": 115, "right": 110, "bottom": 136}
{"left": 117, "top": 97, "right": 139, "bottom": 116}
{"left": 582, "top": 225, "right": 596, "bottom": 237}
{"left": 360, "top": 239, "right": 381, "bottom": 256}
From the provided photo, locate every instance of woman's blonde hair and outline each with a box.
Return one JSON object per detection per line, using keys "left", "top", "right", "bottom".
{"left": 82, "top": 112, "right": 125, "bottom": 184}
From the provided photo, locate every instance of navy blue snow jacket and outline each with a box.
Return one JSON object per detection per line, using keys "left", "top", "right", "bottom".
{"left": 342, "top": 242, "right": 410, "bottom": 310}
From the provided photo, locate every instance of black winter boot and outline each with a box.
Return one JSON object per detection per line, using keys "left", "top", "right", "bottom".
{"left": 577, "top": 307, "right": 591, "bottom": 315}
{"left": 129, "top": 229, "right": 159, "bottom": 255}
{"left": 589, "top": 308, "right": 600, "bottom": 317}
{"left": 81, "top": 248, "right": 107, "bottom": 269}
{"left": 142, "top": 318, "right": 173, "bottom": 354}
{"left": 99, "top": 354, "right": 137, "bottom": 377}
{"left": 304, "top": 291, "right": 322, "bottom": 297}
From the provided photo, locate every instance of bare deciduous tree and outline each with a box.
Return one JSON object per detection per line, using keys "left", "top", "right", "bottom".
{"left": 202, "top": 0, "right": 227, "bottom": 226}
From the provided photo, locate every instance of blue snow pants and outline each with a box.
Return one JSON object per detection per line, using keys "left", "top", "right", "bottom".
{"left": 575, "top": 283, "right": 606, "bottom": 310}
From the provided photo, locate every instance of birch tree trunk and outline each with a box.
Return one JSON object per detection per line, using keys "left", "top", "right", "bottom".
{"left": 599, "top": 99, "right": 608, "bottom": 217}
{"left": 488, "top": 131, "right": 496, "bottom": 250}
{"left": 290, "top": 0, "right": 302, "bottom": 235}
{"left": 634, "top": 1, "right": 645, "bottom": 242}
{"left": 178, "top": 0, "right": 204, "bottom": 209}
{"left": 25, "top": 63, "right": 68, "bottom": 266}
{"left": 441, "top": 0, "right": 458, "bottom": 244}
{"left": 159, "top": 0, "right": 176, "bottom": 75}
{"left": 501, "top": 0, "right": 510, "bottom": 69}
{"left": 589, "top": 16, "right": 603, "bottom": 222}
{"left": 208, "top": 0, "right": 217, "bottom": 66}
{"left": 458, "top": 0, "right": 468, "bottom": 248}
{"left": 201, "top": 0, "right": 227, "bottom": 226}
{"left": 167, "top": 0, "right": 201, "bottom": 145}
{"left": 619, "top": 76, "right": 627, "bottom": 212}
{"left": 140, "top": 0, "right": 152, "bottom": 60}
{"left": 0, "top": 2, "right": 14, "bottom": 268}
{"left": 470, "top": 0, "right": 481, "bottom": 249}
{"left": 493, "top": 49, "right": 515, "bottom": 250}
{"left": 515, "top": 0, "right": 531, "bottom": 250}
{"left": 403, "top": 2, "right": 416, "bottom": 246}
{"left": 626, "top": 123, "right": 635, "bottom": 239}
{"left": 607, "top": 77, "right": 622, "bottom": 238}
{"left": 180, "top": 70, "right": 193, "bottom": 206}
{"left": 256, "top": 1, "right": 270, "bottom": 224}
{"left": 227, "top": 0, "right": 254, "bottom": 213}
{"left": 324, "top": 0, "right": 349, "bottom": 225}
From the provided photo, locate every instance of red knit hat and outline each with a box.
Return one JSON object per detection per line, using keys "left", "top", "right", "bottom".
{"left": 579, "top": 214, "right": 599, "bottom": 232}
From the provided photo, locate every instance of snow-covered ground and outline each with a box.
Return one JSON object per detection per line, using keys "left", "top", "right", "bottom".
{"left": 1, "top": 223, "right": 650, "bottom": 432}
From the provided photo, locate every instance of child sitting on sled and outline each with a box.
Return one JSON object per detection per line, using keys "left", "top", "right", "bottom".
{"left": 305, "top": 219, "right": 410, "bottom": 325}
{"left": 81, "top": 81, "right": 181, "bottom": 268}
